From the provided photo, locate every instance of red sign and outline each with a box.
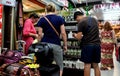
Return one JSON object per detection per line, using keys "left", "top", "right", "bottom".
{"left": 0, "top": 4, "right": 2, "bottom": 50}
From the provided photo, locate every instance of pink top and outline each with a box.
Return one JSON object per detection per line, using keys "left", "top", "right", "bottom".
{"left": 22, "top": 19, "right": 36, "bottom": 55}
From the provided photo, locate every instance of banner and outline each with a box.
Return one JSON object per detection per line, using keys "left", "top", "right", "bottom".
{"left": 94, "top": 2, "right": 120, "bottom": 20}
{"left": 94, "top": 2, "right": 120, "bottom": 10}
{"left": 0, "top": 4, "right": 2, "bottom": 52}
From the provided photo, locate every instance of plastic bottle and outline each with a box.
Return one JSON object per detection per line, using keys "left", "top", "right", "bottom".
{"left": 76, "top": 59, "right": 81, "bottom": 69}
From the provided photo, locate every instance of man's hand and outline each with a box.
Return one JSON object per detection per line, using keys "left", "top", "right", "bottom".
{"left": 72, "top": 32, "right": 83, "bottom": 40}
{"left": 72, "top": 33, "right": 77, "bottom": 38}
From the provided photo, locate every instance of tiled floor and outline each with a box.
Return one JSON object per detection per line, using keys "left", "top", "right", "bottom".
{"left": 91, "top": 50, "right": 120, "bottom": 76}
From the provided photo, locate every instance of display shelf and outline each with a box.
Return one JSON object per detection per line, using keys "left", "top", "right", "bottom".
{"left": 63, "top": 68, "right": 84, "bottom": 76}
{"left": 66, "top": 30, "right": 77, "bottom": 33}
{"left": 60, "top": 38, "right": 78, "bottom": 41}
{"left": 67, "top": 46, "right": 80, "bottom": 49}
{"left": 62, "top": 17, "right": 84, "bottom": 75}
{"left": 63, "top": 55, "right": 80, "bottom": 60}
{"left": 65, "top": 25, "right": 77, "bottom": 31}
{"left": 65, "top": 21, "right": 77, "bottom": 24}
{"left": 63, "top": 48, "right": 81, "bottom": 60}
{"left": 61, "top": 40, "right": 81, "bottom": 48}
{"left": 67, "top": 38, "right": 78, "bottom": 41}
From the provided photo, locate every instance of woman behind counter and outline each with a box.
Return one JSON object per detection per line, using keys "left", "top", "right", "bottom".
{"left": 22, "top": 13, "right": 39, "bottom": 55}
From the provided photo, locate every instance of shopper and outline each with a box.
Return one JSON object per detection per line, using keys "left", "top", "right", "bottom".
{"left": 22, "top": 13, "right": 39, "bottom": 55}
{"left": 100, "top": 21, "right": 116, "bottom": 70}
{"left": 73, "top": 11, "right": 101, "bottom": 76}
{"left": 37, "top": 3, "right": 67, "bottom": 76}
{"left": 98, "top": 20, "right": 104, "bottom": 38}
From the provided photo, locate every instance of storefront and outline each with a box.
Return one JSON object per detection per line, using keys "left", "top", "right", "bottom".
{"left": 22, "top": 0, "right": 120, "bottom": 76}
{"left": 0, "top": 0, "right": 120, "bottom": 76}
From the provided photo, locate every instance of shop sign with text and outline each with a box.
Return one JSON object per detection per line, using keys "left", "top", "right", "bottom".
{"left": 1, "top": 0, "right": 15, "bottom": 7}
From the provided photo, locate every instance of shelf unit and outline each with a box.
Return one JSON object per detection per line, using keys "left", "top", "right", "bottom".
{"left": 62, "top": 20, "right": 84, "bottom": 76}
{"left": 63, "top": 68, "right": 84, "bottom": 76}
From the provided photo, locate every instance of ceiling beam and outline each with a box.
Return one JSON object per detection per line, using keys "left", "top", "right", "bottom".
{"left": 68, "top": 0, "right": 102, "bottom": 8}
{"left": 28, "top": 0, "right": 46, "bottom": 8}
{"left": 76, "top": 1, "right": 102, "bottom": 7}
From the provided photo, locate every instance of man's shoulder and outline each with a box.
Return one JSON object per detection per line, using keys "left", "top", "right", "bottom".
{"left": 78, "top": 18, "right": 87, "bottom": 25}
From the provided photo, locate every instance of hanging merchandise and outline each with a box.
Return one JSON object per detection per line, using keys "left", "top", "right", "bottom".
{"left": 0, "top": 4, "right": 2, "bottom": 54}
{"left": 85, "top": 6, "right": 89, "bottom": 16}
{"left": 68, "top": 1, "right": 73, "bottom": 9}
{"left": 82, "top": 5, "right": 93, "bottom": 16}
{"left": 85, "top": 0, "right": 89, "bottom": 16}
{"left": 60, "top": 9, "right": 70, "bottom": 20}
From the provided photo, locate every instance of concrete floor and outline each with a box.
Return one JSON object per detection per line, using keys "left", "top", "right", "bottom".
{"left": 91, "top": 50, "right": 120, "bottom": 76}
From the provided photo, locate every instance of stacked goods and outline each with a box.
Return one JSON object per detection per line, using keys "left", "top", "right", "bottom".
{"left": 0, "top": 63, "right": 40, "bottom": 76}
{"left": 0, "top": 50, "right": 25, "bottom": 66}
{"left": 0, "top": 50, "right": 40, "bottom": 76}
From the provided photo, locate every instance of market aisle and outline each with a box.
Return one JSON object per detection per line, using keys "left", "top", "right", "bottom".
{"left": 91, "top": 49, "right": 120, "bottom": 76}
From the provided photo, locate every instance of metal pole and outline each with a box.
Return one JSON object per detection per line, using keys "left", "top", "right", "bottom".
{"left": 10, "top": 7, "right": 15, "bottom": 50}
{"left": 86, "top": 0, "right": 88, "bottom": 6}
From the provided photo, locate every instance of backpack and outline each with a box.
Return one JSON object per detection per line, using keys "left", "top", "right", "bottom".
{"left": 28, "top": 42, "right": 53, "bottom": 66}
{"left": 28, "top": 42, "right": 61, "bottom": 76}
{"left": 0, "top": 50, "right": 25, "bottom": 66}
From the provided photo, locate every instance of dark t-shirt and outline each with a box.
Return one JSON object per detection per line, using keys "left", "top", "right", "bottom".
{"left": 78, "top": 17, "right": 100, "bottom": 45}
{"left": 37, "top": 14, "right": 65, "bottom": 45}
